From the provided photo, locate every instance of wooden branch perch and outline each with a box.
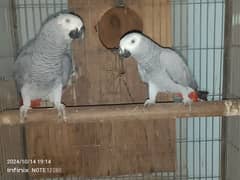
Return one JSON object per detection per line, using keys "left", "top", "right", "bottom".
{"left": 0, "top": 100, "right": 240, "bottom": 126}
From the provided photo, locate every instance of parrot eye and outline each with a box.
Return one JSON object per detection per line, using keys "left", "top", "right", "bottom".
{"left": 65, "top": 19, "right": 70, "bottom": 23}
{"left": 131, "top": 39, "right": 135, "bottom": 44}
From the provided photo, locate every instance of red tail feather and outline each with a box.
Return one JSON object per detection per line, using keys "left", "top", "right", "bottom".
{"left": 175, "top": 92, "right": 199, "bottom": 102}
{"left": 188, "top": 91, "right": 199, "bottom": 102}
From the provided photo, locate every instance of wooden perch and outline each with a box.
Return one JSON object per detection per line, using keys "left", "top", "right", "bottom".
{"left": 1, "top": 99, "right": 239, "bottom": 177}
{"left": 0, "top": 100, "right": 240, "bottom": 126}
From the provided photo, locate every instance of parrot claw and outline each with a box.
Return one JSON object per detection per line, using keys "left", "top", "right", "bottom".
{"left": 182, "top": 87, "right": 194, "bottom": 106}
{"left": 56, "top": 104, "right": 67, "bottom": 122}
{"left": 66, "top": 71, "right": 79, "bottom": 87}
{"left": 182, "top": 98, "right": 193, "bottom": 105}
{"left": 72, "top": 70, "right": 79, "bottom": 81}
{"left": 19, "top": 105, "right": 31, "bottom": 123}
{"left": 182, "top": 98, "right": 192, "bottom": 111}
{"left": 144, "top": 99, "right": 155, "bottom": 107}
{"left": 67, "top": 79, "right": 73, "bottom": 87}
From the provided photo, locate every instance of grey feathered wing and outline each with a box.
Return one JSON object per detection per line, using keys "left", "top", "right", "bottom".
{"left": 159, "top": 49, "right": 198, "bottom": 90}
{"left": 14, "top": 41, "right": 35, "bottom": 93}
{"left": 159, "top": 49, "right": 208, "bottom": 100}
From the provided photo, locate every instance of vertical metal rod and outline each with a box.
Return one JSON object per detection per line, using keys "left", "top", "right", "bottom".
{"left": 206, "top": 0, "right": 209, "bottom": 98}
{"left": 180, "top": 118, "right": 182, "bottom": 180}
{"left": 172, "top": 1, "right": 177, "bottom": 179}
{"left": 20, "top": 124, "right": 29, "bottom": 180}
{"left": 199, "top": 116, "right": 201, "bottom": 179}
{"left": 23, "top": 0, "right": 29, "bottom": 41}
{"left": 199, "top": 0, "right": 202, "bottom": 89}
{"left": 10, "top": 0, "right": 19, "bottom": 56}
{"left": 211, "top": 117, "right": 214, "bottom": 180}
{"left": 219, "top": 1, "right": 225, "bottom": 180}
{"left": 15, "top": 0, "right": 22, "bottom": 50}
{"left": 193, "top": 0, "right": 196, "bottom": 78}
{"left": 222, "top": 0, "right": 233, "bottom": 179}
{"left": 193, "top": 118, "right": 195, "bottom": 180}
{"left": 173, "top": 0, "right": 176, "bottom": 46}
{"left": 199, "top": 1, "right": 202, "bottom": 179}
{"left": 159, "top": 0, "right": 161, "bottom": 43}
{"left": 192, "top": 4, "right": 196, "bottom": 180}
{"left": 205, "top": 1, "right": 210, "bottom": 178}
{"left": 53, "top": 0, "right": 56, "bottom": 13}
{"left": 31, "top": 0, "right": 36, "bottom": 35}
{"left": 205, "top": 117, "right": 208, "bottom": 180}
{"left": 0, "top": 128, "right": 2, "bottom": 177}
{"left": 173, "top": 2, "right": 177, "bottom": 179}
{"left": 152, "top": 0, "right": 154, "bottom": 39}
{"left": 0, "top": 127, "right": 6, "bottom": 180}
{"left": 219, "top": 1, "right": 225, "bottom": 100}
{"left": 212, "top": 2, "right": 218, "bottom": 179}
{"left": 186, "top": 1, "right": 189, "bottom": 179}
{"left": 179, "top": 1, "right": 183, "bottom": 179}
{"left": 38, "top": 0, "right": 43, "bottom": 24}
{"left": 45, "top": 0, "right": 49, "bottom": 16}
{"left": 219, "top": 116, "right": 222, "bottom": 180}
{"left": 60, "top": 0, "right": 64, "bottom": 10}
{"left": 6, "top": 128, "right": 11, "bottom": 180}
{"left": 223, "top": 0, "right": 233, "bottom": 97}
{"left": 180, "top": 0, "right": 183, "bottom": 51}
{"left": 212, "top": 0, "right": 217, "bottom": 101}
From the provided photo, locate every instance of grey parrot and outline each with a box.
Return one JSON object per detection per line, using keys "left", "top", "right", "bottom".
{"left": 14, "top": 12, "right": 85, "bottom": 122}
{"left": 118, "top": 32, "right": 207, "bottom": 106}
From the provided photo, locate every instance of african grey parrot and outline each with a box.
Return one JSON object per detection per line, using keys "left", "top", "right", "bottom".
{"left": 14, "top": 12, "right": 85, "bottom": 122}
{"left": 118, "top": 32, "right": 207, "bottom": 106}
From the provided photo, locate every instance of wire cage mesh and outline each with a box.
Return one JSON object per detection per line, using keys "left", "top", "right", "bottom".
{"left": 0, "top": 0, "right": 231, "bottom": 180}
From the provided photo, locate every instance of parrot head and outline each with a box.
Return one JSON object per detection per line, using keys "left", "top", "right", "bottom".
{"left": 118, "top": 32, "right": 142, "bottom": 59}
{"left": 56, "top": 13, "right": 85, "bottom": 40}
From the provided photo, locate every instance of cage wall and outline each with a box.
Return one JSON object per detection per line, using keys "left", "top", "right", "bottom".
{"left": 172, "top": 0, "right": 224, "bottom": 180}
{"left": 0, "top": 0, "right": 226, "bottom": 180}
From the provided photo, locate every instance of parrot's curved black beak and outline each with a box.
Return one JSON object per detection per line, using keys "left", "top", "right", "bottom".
{"left": 118, "top": 48, "right": 131, "bottom": 59}
{"left": 69, "top": 26, "right": 85, "bottom": 40}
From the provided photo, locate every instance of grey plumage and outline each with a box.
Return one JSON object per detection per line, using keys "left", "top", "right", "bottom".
{"left": 119, "top": 32, "right": 207, "bottom": 105}
{"left": 14, "top": 12, "right": 85, "bottom": 122}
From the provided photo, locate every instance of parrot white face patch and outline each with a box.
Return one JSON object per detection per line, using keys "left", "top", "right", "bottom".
{"left": 119, "top": 32, "right": 142, "bottom": 57}
{"left": 57, "top": 14, "right": 84, "bottom": 40}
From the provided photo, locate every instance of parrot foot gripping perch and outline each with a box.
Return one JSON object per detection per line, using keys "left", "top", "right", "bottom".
{"left": 19, "top": 105, "right": 31, "bottom": 123}
{"left": 56, "top": 103, "right": 67, "bottom": 122}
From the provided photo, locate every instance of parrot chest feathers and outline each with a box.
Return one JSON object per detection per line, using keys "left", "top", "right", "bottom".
{"left": 22, "top": 82, "right": 60, "bottom": 100}
{"left": 29, "top": 57, "right": 65, "bottom": 87}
